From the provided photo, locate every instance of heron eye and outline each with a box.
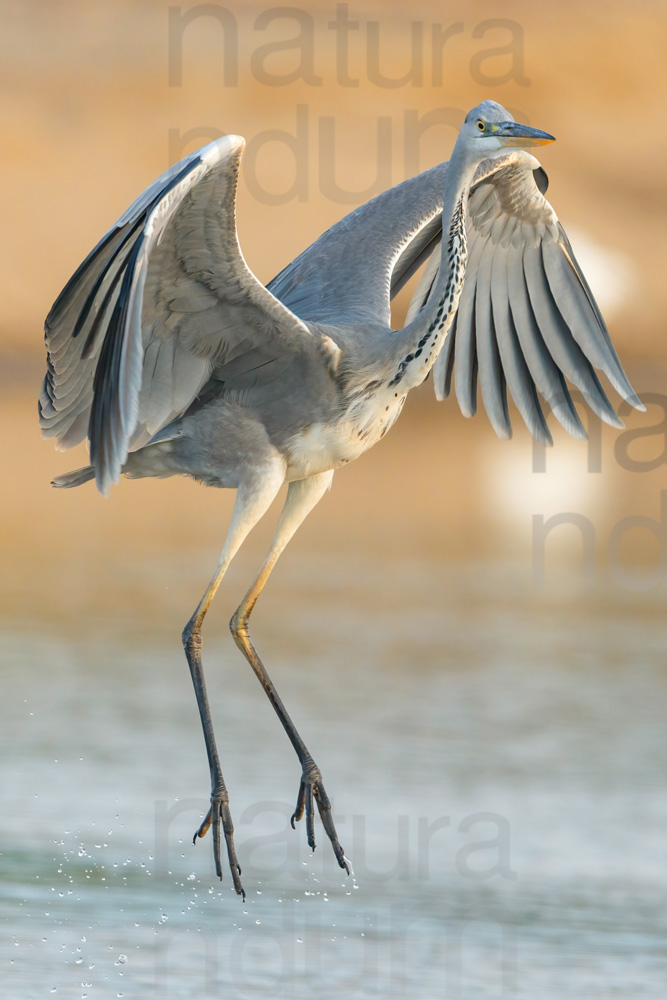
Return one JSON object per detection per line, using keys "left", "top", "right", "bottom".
{"left": 477, "top": 120, "right": 486, "bottom": 132}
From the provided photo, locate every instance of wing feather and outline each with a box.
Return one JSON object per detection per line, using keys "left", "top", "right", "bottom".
{"left": 490, "top": 248, "right": 551, "bottom": 444}
{"left": 475, "top": 239, "right": 511, "bottom": 438}
{"left": 506, "top": 247, "right": 586, "bottom": 439}
{"left": 432, "top": 314, "right": 457, "bottom": 401}
{"left": 522, "top": 245, "right": 622, "bottom": 428}
{"left": 541, "top": 238, "right": 641, "bottom": 406}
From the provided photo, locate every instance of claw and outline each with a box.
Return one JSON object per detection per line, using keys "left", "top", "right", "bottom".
{"left": 305, "top": 783, "right": 316, "bottom": 850}
{"left": 194, "top": 807, "right": 213, "bottom": 843}
{"left": 291, "top": 781, "right": 306, "bottom": 828}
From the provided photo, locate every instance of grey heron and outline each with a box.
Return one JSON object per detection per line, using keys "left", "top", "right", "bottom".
{"left": 40, "top": 101, "right": 642, "bottom": 898}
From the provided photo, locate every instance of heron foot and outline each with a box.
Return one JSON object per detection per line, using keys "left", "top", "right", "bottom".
{"left": 290, "top": 760, "right": 350, "bottom": 875}
{"left": 194, "top": 787, "right": 245, "bottom": 900}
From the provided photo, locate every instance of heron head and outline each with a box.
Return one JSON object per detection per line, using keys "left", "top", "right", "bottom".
{"left": 458, "top": 100, "right": 555, "bottom": 160}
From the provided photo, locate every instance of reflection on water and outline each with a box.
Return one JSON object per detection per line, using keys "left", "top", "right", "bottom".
{"left": 2, "top": 555, "right": 667, "bottom": 998}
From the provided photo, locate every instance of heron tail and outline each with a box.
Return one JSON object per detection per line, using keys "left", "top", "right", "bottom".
{"left": 51, "top": 465, "right": 95, "bottom": 489}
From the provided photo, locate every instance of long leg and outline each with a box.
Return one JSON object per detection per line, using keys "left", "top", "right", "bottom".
{"left": 229, "top": 471, "right": 350, "bottom": 875}
{"left": 183, "top": 462, "right": 285, "bottom": 898}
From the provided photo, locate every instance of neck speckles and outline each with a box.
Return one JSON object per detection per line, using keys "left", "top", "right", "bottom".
{"left": 388, "top": 195, "right": 467, "bottom": 390}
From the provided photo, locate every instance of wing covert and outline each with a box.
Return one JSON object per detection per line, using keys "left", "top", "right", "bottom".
{"left": 268, "top": 164, "right": 447, "bottom": 326}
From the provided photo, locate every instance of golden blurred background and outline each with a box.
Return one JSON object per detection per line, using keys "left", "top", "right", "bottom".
{"left": 4, "top": 5, "right": 667, "bottom": 994}
{"left": 3, "top": 0, "right": 667, "bottom": 625}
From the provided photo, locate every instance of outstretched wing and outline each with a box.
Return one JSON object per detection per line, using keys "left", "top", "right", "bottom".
{"left": 268, "top": 164, "right": 447, "bottom": 326}
{"left": 40, "top": 136, "right": 331, "bottom": 494}
{"left": 405, "top": 151, "right": 642, "bottom": 443}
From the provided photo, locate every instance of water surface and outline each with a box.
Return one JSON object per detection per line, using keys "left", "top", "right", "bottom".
{"left": 3, "top": 555, "right": 666, "bottom": 998}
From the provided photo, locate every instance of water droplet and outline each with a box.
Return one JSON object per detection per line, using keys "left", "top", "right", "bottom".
{"left": 115, "top": 954, "right": 127, "bottom": 965}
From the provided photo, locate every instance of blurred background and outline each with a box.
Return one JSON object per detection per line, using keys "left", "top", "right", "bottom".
{"left": 3, "top": 1, "right": 667, "bottom": 997}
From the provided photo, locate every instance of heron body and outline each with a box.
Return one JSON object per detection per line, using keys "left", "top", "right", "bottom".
{"left": 121, "top": 144, "right": 471, "bottom": 488}
{"left": 121, "top": 348, "right": 409, "bottom": 486}
{"left": 40, "top": 101, "right": 642, "bottom": 897}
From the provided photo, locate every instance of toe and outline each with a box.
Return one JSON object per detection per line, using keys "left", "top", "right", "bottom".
{"left": 305, "top": 783, "right": 316, "bottom": 851}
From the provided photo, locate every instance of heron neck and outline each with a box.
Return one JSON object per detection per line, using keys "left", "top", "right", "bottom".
{"left": 387, "top": 145, "right": 478, "bottom": 393}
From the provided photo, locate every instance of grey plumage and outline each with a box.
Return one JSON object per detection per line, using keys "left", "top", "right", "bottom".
{"left": 40, "top": 100, "right": 643, "bottom": 897}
